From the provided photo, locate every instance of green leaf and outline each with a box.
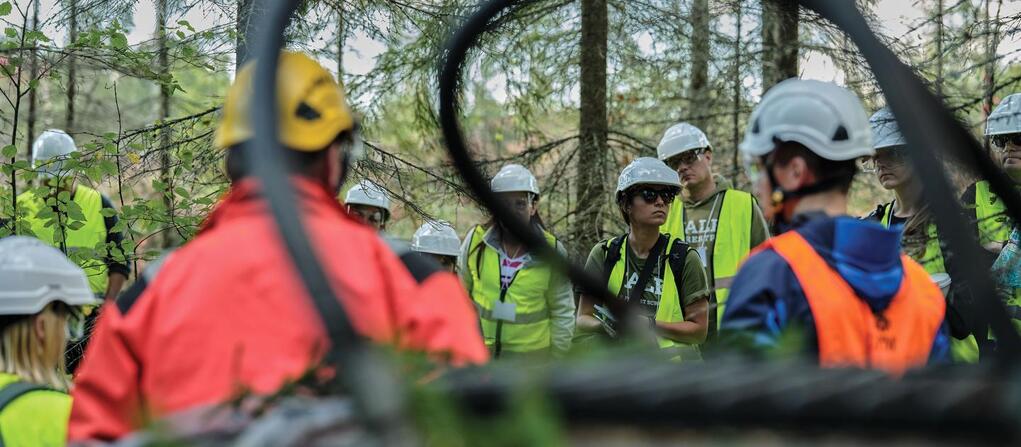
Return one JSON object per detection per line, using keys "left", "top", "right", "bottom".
{"left": 4, "top": 27, "right": 16, "bottom": 38}
{"left": 67, "top": 220, "right": 85, "bottom": 231}
{"left": 1, "top": 144, "right": 15, "bottom": 158}
{"left": 176, "top": 30, "right": 186, "bottom": 39}
{"left": 99, "top": 207, "right": 116, "bottom": 217}
{"left": 110, "top": 32, "right": 128, "bottom": 49}
{"left": 0, "top": 2, "right": 11, "bottom": 16}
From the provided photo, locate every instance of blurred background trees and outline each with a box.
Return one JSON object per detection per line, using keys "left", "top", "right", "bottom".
{"left": 1, "top": 0, "right": 1019, "bottom": 268}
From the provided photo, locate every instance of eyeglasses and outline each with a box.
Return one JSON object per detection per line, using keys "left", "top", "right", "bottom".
{"left": 633, "top": 187, "right": 678, "bottom": 204}
{"left": 862, "top": 148, "right": 908, "bottom": 172}
{"left": 667, "top": 149, "right": 704, "bottom": 169}
{"left": 993, "top": 134, "right": 1021, "bottom": 150}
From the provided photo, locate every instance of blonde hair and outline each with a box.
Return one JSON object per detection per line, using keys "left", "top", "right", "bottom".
{"left": 0, "top": 303, "right": 69, "bottom": 390}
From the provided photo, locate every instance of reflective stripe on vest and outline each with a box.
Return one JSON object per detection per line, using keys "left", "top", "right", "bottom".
{"left": 467, "top": 226, "right": 556, "bottom": 354}
{"left": 606, "top": 236, "right": 701, "bottom": 361}
{"left": 878, "top": 201, "right": 946, "bottom": 275}
{"left": 763, "top": 231, "right": 946, "bottom": 375}
{"left": 975, "top": 180, "right": 1011, "bottom": 246}
{"left": 661, "top": 189, "right": 753, "bottom": 328}
{"left": 17, "top": 186, "right": 108, "bottom": 293}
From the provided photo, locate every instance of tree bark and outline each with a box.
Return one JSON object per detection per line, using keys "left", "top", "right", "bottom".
{"left": 983, "top": 0, "right": 1001, "bottom": 153}
{"left": 336, "top": 5, "right": 345, "bottom": 85}
{"left": 574, "top": 0, "right": 608, "bottom": 254}
{"left": 157, "top": 0, "right": 175, "bottom": 248}
{"left": 236, "top": 0, "right": 265, "bottom": 69}
{"left": 731, "top": 1, "right": 742, "bottom": 185}
{"left": 760, "top": 0, "right": 798, "bottom": 91}
{"left": 66, "top": 0, "right": 78, "bottom": 132}
{"left": 935, "top": 0, "right": 943, "bottom": 98}
{"left": 688, "top": 0, "right": 710, "bottom": 129}
{"left": 25, "top": 0, "right": 40, "bottom": 158}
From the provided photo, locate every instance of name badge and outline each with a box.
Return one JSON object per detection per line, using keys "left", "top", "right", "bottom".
{"left": 492, "top": 301, "right": 517, "bottom": 322}
{"left": 696, "top": 247, "right": 708, "bottom": 268}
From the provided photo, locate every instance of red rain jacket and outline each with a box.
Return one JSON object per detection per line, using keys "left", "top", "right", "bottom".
{"left": 68, "top": 178, "right": 487, "bottom": 441}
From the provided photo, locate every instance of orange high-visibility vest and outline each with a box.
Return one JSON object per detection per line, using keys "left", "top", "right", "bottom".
{"left": 761, "top": 231, "right": 946, "bottom": 375}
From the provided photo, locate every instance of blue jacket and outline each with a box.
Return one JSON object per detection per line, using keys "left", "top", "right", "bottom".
{"left": 720, "top": 213, "right": 950, "bottom": 364}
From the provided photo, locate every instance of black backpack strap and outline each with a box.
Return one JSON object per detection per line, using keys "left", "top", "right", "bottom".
{"left": 666, "top": 238, "right": 690, "bottom": 302}
{"left": 602, "top": 234, "right": 628, "bottom": 282}
{"left": 0, "top": 381, "right": 52, "bottom": 412}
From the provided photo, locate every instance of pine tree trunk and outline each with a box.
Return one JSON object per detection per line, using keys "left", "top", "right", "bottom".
{"left": 25, "top": 0, "right": 40, "bottom": 158}
{"left": 935, "top": 0, "right": 944, "bottom": 98}
{"left": 66, "top": 0, "right": 78, "bottom": 132}
{"left": 157, "top": 0, "right": 175, "bottom": 248}
{"left": 731, "top": 1, "right": 742, "bottom": 185}
{"left": 236, "top": 0, "right": 264, "bottom": 69}
{"left": 574, "top": 0, "right": 609, "bottom": 254}
{"left": 336, "top": 5, "right": 345, "bottom": 85}
{"left": 760, "top": 0, "right": 798, "bottom": 91}
{"left": 689, "top": 0, "right": 710, "bottom": 129}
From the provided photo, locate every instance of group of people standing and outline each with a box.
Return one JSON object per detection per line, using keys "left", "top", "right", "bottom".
{"left": 0, "top": 50, "right": 1018, "bottom": 444}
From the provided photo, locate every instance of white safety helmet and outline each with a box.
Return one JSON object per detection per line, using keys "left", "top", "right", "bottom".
{"left": 0, "top": 236, "right": 98, "bottom": 316}
{"left": 411, "top": 221, "right": 461, "bottom": 257}
{"left": 344, "top": 180, "right": 390, "bottom": 212}
{"left": 491, "top": 164, "right": 539, "bottom": 195}
{"left": 31, "top": 129, "right": 78, "bottom": 178}
{"left": 869, "top": 107, "right": 907, "bottom": 150}
{"left": 616, "top": 157, "right": 681, "bottom": 193}
{"left": 986, "top": 93, "right": 1021, "bottom": 136}
{"left": 657, "top": 122, "right": 711, "bottom": 161}
{"left": 740, "top": 78, "right": 874, "bottom": 161}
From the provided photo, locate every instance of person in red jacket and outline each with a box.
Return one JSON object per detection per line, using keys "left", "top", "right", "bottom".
{"left": 68, "top": 52, "right": 488, "bottom": 442}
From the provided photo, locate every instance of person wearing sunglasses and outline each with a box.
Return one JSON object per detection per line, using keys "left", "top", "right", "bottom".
{"left": 962, "top": 93, "right": 1021, "bottom": 251}
{"left": 0, "top": 236, "right": 100, "bottom": 446}
{"left": 970, "top": 93, "right": 1021, "bottom": 339}
{"left": 344, "top": 180, "right": 391, "bottom": 231}
{"left": 864, "top": 108, "right": 980, "bottom": 364}
{"left": 656, "top": 123, "right": 770, "bottom": 343}
{"left": 720, "top": 79, "right": 950, "bottom": 375}
{"left": 575, "top": 157, "right": 710, "bottom": 360}
{"left": 460, "top": 164, "right": 575, "bottom": 360}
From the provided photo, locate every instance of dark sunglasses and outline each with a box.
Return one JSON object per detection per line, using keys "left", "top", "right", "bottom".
{"left": 633, "top": 187, "right": 678, "bottom": 204}
{"left": 993, "top": 134, "right": 1021, "bottom": 150}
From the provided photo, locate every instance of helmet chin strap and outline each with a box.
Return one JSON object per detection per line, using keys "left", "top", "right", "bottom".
{"left": 767, "top": 167, "right": 843, "bottom": 225}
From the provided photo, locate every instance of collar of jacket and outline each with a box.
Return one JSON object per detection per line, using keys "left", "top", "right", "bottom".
{"left": 478, "top": 225, "right": 546, "bottom": 269}
{"left": 198, "top": 177, "right": 348, "bottom": 234}
{"left": 684, "top": 174, "right": 733, "bottom": 207}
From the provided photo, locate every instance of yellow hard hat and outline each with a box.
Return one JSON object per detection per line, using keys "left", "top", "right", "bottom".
{"left": 214, "top": 52, "right": 355, "bottom": 151}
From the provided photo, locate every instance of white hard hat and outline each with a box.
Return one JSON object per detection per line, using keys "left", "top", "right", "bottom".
{"left": 411, "top": 221, "right": 461, "bottom": 257}
{"left": 986, "top": 93, "right": 1021, "bottom": 136}
{"left": 31, "top": 129, "right": 78, "bottom": 178}
{"left": 344, "top": 180, "right": 390, "bottom": 212}
{"left": 491, "top": 164, "right": 539, "bottom": 195}
{"left": 657, "top": 122, "right": 711, "bottom": 161}
{"left": 616, "top": 157, "right": 681, "bottom": 193}
{"left": 740, "top": 78, "right": 874, "bottom": 161}
{"left": 869, "top": 107, "right": 907, "bottom": 150}
{"left": 0, "top": 236, "right": 99, "bottom": 315}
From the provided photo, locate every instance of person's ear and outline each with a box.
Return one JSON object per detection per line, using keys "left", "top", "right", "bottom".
{"left": 34, "top": 313, "right": 47, "bottom": 345}
{"left": 703, "top": 150, "right": 713, "bottom": 165}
